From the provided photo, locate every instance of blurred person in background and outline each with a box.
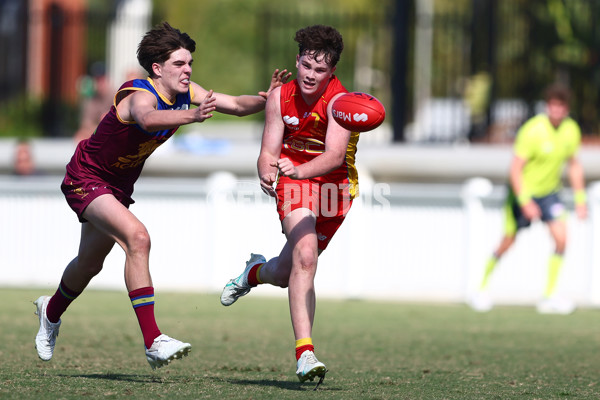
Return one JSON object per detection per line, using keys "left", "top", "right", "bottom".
{"left": 74, "top": 65, "right": 147, "bottom": 144}
{"left": 469, "top": 83, "right": 587, "bottom": 314}
{"left": 73, "top": 62, "right": 114, "bottom": 144}
{"left": 33, "top": 22, "right": 290, "bottom": 369}
{"left": 12, "top": 139, "right": 38, "bottom": 176}
{"left": 220, "top": 25, "right": 357, "bottom": 387}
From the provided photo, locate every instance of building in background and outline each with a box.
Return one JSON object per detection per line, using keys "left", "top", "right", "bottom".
{"left": 1, "top": 1, "right": 600, "bottom": 142}
{"left": 0, "top": 0, "right": 150, "bottom": 137}
{"left": 27, "top": 0, "right": 86, "bottom": 104}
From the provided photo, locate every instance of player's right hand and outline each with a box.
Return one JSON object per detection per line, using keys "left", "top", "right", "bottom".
{"left": 260, "top": 173, "right": 277, "bottom": 197}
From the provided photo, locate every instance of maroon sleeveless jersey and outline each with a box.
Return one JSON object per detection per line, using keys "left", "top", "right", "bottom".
{"left": 61, "top": 78, "right": 192, "bottom": 220}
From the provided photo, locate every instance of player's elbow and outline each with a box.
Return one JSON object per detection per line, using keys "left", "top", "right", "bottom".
{"left": 329, "top": 151, "right": 346, "bottom": 169}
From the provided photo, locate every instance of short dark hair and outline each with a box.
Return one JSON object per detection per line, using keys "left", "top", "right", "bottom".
{"left": 294, "top": 25, "right": 344, "bottom": 67}
{"left": 544, "top": 83, "right": 572, "bottom": 104}
{"left": 137, "top": 22, "right": 196, "bottom": 77}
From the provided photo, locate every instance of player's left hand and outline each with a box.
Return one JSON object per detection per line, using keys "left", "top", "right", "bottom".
{"left": 575, "top": 203, "right": 588, "bottom": 220}
{"left": 272, "top": 158, "right": 299, "bottom": 179}
{"left": 259, "top": 69, "right": 292, "bottom": 99}
{"left": 195, "top": 90, "right": 216, "bottom": 122}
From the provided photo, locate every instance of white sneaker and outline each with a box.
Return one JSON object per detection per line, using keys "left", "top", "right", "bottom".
{"left": 536, "top": 297, "right": 576, "bottom": 315}
{"left": 296, "top": 350, "right": 327, "bottom": 382}
{"left": 34, "top": 295, "right": 61, "bottom": 361}
{"left": 220, "top": 253, "right": 266, "bottom": 306}
{"left": 467, "top": 291, "right": 493, "bottom": 312}
{"left": 145, "top": 334, "right": 191, "bottom": 370}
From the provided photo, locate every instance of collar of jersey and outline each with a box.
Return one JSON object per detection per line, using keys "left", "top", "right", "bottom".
{"left": 147, "top": 77, "right": 175, "bottom": 105}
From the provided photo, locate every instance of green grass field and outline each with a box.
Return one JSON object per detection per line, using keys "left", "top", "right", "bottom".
{"left": 1, "top": 288, "right": 599, "bottom": 399}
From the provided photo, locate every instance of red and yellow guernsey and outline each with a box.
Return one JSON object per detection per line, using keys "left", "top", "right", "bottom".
{"left": 64, "top": 78, "right": 193, "bottom": 200}
{"left": 279, "top": 76, "right": 360, "bottom": 198}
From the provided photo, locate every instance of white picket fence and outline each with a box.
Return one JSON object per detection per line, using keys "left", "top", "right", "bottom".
{"left": 1, "top": 174, "right": 599, "bottom": 307}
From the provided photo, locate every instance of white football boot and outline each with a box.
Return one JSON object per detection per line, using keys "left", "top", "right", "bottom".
{"left": 536, "top": 297, "right": 576, "bottom": 315}
{"left": 296, "top": 350, "right": 327, "bottom": 383}
{"left": 220, "top": 253, "right": 266, "bottom": 306}
{"left": 145, "top": 334, "right": 192, "bottom": 369}
{"left": 467, "top": 291, "right": 493, "bottom": 312}
{"left": 34, "top": 295, "right": 61, "bottom": 361}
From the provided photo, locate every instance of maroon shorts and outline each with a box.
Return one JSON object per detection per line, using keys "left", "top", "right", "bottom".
{"left": 61, "top": 176, "right": 134, "bottom": 222}
{"left": 275, "top": 177, "right": 353, "bottom": 251}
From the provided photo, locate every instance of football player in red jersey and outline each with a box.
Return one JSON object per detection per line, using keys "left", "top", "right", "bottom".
{"left": 33, "top": 22, "right": 290, "bottom": 369}
{"left": 221, "top": 25, "right": 357, "bottom": 386}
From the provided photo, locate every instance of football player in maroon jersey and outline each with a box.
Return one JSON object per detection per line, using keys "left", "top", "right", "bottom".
{"left": 34, "top": 22, "right": 290, "bottom": 369}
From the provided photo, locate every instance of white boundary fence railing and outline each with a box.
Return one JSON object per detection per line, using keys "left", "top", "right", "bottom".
{"left": 0, "top": 174, "right": 597, "bottom": 307}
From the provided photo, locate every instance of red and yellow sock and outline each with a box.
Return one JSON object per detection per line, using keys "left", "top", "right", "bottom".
{"left": 129, "top": 287, "right": 161, "bottom": 349}
{"left": 295, "top": 337, "right": 314, "bottom": 360}
{"left": 247, "top": 263, "right": 264, "bottom": 287}
{"left": 46, "top": 279, "right": 81, "bottom": 323}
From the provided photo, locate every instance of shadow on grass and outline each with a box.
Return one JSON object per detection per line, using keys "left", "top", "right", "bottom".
{"left": 57, "top": 373, "right": 169, "bottom": 383}
{"left": 56, "top": 373, "right": 341, "bottom": 392}
{"left": 222, "top": 377, "right": 341, "bottom": 392}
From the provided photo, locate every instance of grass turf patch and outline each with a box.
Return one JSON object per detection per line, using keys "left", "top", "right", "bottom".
{"left": 1, "top": 288, "right": 599, "bottom": 399}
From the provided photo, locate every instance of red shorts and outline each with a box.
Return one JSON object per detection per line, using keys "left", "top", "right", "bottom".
{"left": 61, "top": 176, "right": 134, "bottom": 222}
{"left": 275, "top": 177, "right": 353, "bottom": 251}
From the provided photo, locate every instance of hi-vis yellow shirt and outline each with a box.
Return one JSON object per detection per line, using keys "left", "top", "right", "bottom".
{"left": 514, "top": 114, "right": 581, "bottom": 197}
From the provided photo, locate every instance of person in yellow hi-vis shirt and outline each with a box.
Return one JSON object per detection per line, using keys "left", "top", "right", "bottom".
{"left": 469, "top": 83, "right": 587, "bottom": 314}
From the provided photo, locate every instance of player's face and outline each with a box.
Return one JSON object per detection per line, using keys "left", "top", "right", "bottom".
{"left": 153, "top": 48, "right": 193, "bottom": 97}
{"left": 295, "top": 53, "right": 336, "bottom": 101}
{"left": 546, "top": 98, "right": 569, "bottom": 127}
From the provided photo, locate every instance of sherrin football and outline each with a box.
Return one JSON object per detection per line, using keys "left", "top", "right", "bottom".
{"left": 332, "top": 92, "right": 386, "bottom": 132}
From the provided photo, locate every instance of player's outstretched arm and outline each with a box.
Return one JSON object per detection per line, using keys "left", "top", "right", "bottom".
{"left": 190, "top": 69, "right": 291, "bottom": 117}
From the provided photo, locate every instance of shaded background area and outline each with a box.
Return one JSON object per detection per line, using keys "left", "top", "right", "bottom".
{"left": 1, "top": 0, "right": 600, "bottom": 143}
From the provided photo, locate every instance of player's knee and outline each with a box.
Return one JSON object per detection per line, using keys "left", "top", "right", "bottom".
{"left": 127, "top": 229, "right": 151, "bottom": 255}
{"left": 552, "top": 233, "right": 567, "bottom": 253}
{"left": 295, "top": 246, "right": 318, "bottom": 272}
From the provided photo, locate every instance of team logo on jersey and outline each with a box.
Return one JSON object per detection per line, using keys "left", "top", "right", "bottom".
{"left": 72, "top": 187, "right": 88, "bottom": 198}
{"left": 283, "top": 115, "right": 299, "bottom": 126}
{"left": 111, "top": 139, "right": 162, "bottom": 169}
